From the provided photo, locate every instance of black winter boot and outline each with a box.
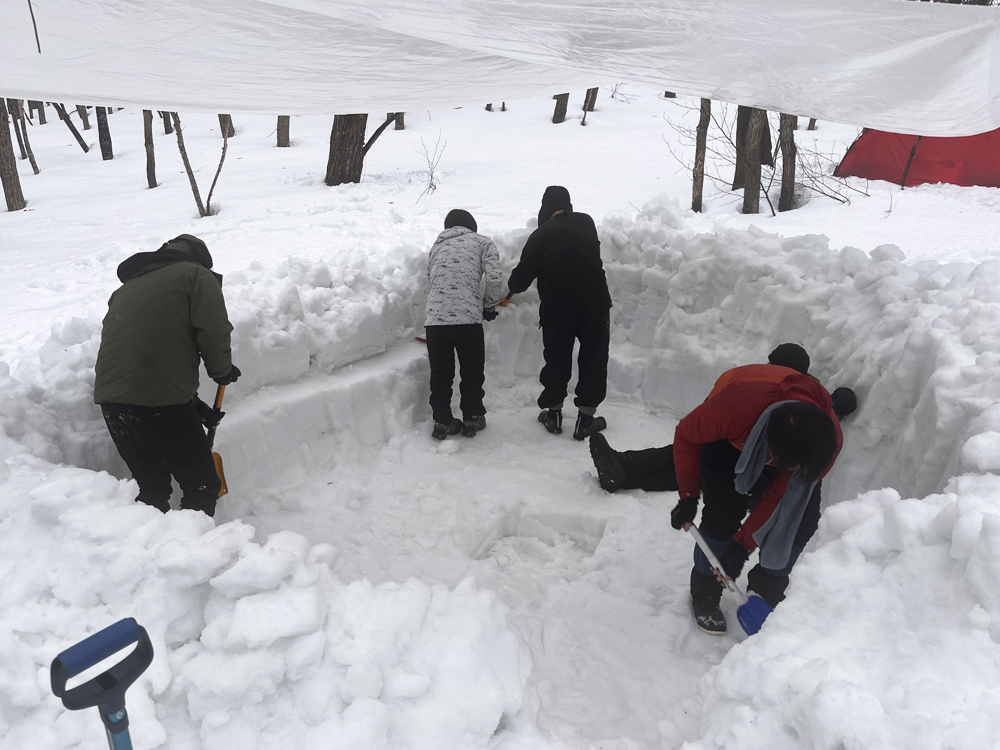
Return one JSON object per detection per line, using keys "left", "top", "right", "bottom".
{"left": 462, "top": 415, "right": 487, "bottom": 437}
{"left": 573, "top": 413, "right": 607, "bottom": 441}
{"left": 432, "top": 418, "right": 463, "bottom": 440}
{"left": 746, "top": 566, "right": 790, "bottom": 609}
{"left": 691, "top": 568, "right": 726, "bottom": 635}
{"left": 589, "top": 433, "right": 628, "bottom": 492}
{"left": 538, "top": 408, "right": 563, "bottom": 434}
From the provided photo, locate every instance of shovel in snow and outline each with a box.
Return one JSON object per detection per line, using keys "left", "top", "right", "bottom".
{"left": 688, "top": 526, "right": 773, "bottom": 635}
{"left": 207, "top": 384, "right": 228, "bottom": 497}
{"left": 51, "top": 617, "right": 154, "bottom": 750}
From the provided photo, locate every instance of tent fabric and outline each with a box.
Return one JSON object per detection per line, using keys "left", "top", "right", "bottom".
{"left": 835, "top": 129, "right": 1000, "bottom": 188}
{"left": 1, "top": 0, "right": 1000, "bottom": 135}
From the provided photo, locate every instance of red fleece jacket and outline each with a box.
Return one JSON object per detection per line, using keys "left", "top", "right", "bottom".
{"left": 673, "top": 364, "right": 843, "bottom": 551}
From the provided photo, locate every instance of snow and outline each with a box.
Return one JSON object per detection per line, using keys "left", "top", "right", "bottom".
{"left": 3, "top": 89, "right": 1000, "bottom": 749}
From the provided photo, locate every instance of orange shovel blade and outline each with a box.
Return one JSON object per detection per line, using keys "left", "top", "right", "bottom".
{"left": 213, "top": 451, "right": 229, "bottom": 497}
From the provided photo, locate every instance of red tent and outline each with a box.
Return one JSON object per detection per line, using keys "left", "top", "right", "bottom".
{"left": 834, "top": 128, "right": 1000, "bottom": 188}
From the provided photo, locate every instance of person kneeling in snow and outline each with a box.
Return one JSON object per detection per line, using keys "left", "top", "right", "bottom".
{"left": 424, "top": 209, "right": 502, "bottom": 439}
{"left": 94, "top": 234, "right": 240, "bottom": 517}
{"left": 588, "top": 361, "right": 842, "bottom": 635}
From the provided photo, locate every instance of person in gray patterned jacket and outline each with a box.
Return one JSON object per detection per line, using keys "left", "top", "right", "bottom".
{"left": 424, "top": 209, "right": 503, "bottom": 439}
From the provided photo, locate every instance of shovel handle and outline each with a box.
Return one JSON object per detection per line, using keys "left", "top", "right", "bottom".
{"left": 688, "top": 526, "right": 747, "bottom": 605}
{"left": 206, "top": 385, "right": 226, "bottom": 447}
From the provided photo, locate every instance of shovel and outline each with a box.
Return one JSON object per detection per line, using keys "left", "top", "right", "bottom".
{"left": 51, "top": 617, "right": 154, "bottom": 750}
{"left": 688, "top": 526, "right": 773, "bottom": 635}
{"left": 207, "top": 384, "right": 228, "bottom": 497}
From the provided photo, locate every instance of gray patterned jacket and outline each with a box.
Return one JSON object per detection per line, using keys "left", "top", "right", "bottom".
{"left": 424, "top": 227, "right": 502, "bottom": 326}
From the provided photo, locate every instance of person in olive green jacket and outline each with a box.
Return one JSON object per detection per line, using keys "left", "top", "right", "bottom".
{"left": 94, "top": 234, "right": 241, "bottom": 517}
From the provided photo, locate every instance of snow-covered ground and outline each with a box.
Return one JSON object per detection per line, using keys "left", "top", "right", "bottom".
{"left": 3, "top": 88, "right": 1000, "bottom": 749}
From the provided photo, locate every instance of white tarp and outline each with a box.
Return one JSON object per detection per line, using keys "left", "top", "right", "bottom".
{"left": 1, "top": 0, "right": 999, "bottom": 135}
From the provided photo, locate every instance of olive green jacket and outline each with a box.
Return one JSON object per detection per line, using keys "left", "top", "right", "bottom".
{"left": 94, "top": 235, "right": 234, "bottom": 406}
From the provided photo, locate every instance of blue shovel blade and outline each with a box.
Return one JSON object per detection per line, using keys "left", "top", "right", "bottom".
{"left": 736, "top": 594, "right": 773, "bottom": 635}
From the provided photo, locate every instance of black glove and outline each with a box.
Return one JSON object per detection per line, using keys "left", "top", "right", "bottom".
{"left": 717, "top": 541, "right": 750, "bottom": 579}
{"left": 831, "top": 387, "right": 858, "bottom": 419}
{"left": 213, "top": 364, "right": 241, "bottom": 385}
{"left": 194, "top": 399, "right": 224, "bottom": 429}
{"left": 482, "top": 306, "right": 498, "bottom": 322}
{"left": 670, "top": 496, "right": 699, "bottom": 530}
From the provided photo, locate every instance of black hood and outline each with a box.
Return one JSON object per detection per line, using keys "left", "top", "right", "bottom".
{"left": 117, "top": 234, "right": 222, "bottom": 284}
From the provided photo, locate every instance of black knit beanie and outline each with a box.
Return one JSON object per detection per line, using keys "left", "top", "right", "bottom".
{"left": 768, "top": 343, "right": 810, "bottom": 375}
{"left": 444, "top": 208, "right": 477, "bottom": 232}
{"left": 538, "top": 185, "right": 573, "bottom": 226}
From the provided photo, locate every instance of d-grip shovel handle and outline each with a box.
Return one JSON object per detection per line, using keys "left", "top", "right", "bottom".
{"left": 206, "top": 384, "right": 226, "bottom": 448}
{"left": 51, "top": 617, "right": 154, "bottom": 735}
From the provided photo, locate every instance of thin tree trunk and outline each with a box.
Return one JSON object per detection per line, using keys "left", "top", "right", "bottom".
{"left": 53, "top": 103, "right": 89, "bottom": 153}
{"left": 28, "top": 101, "right": 46, "bottom": 124}
{"left": 7, "top": 100, "right": 27, "bottom": 159}
{"left": 95, "top": 106, "right": 113, "bottom": 160}
{"left": 692, "top": 98, "right": 711, "bottom": 213}
{"left": 391, "top": 112, "right": 405, "bottom": 130}
{"left": 583, "top": 87, "right": 599, "bottom": 112}
{"left": 485, "top": 103, "right": 493, "bottom": 112}
{"left": 76, "top": 105, "right": 91, "bottom": 130}
{"left": 205, "top": 131, "right": 229, "bottom": 216}
{"left": 16, "top": 101, "right": 39, "bottom": 174}
{"left": 0, "top": 99, "right": 26, "bottom": 211}
{"left": 732, "top": 105, "right": 751, "bottom": 190}
{"left": 778, "top": 113, "right": 797, "bottom": 212}
{"left": 170, "top": 112, "right": 208, "bottom": 217}
{"left": 325, "top": 114, "right": 368, "bottom": 186}
{"left": 143, "top": 110, "right": 157, "bottom": 189}
{"left": 218, "top": 114, "right": 235, "bottom": 138}
{"left": 741, "top": 108, "right": 767, "bottom": 214}
{"left": 362, "top": 114, "right": 396, "bottom": 156}
{"left": 277, "top": 116, "right": 290, "bottom": 147}
{"left": 160, "top": 111, "right": 173, "bottom": 134}
{"left": 552, "top": 93, "right": 569, "bottom": 124}
{"left": 808, "top": 118, "right": 817, "bottom": 131}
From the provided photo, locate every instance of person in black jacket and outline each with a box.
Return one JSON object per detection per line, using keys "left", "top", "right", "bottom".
{"left": 503, "top": 186, "right": 612, "bottom": 440}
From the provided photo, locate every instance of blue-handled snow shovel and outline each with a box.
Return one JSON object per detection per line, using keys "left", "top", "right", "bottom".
{"left": 688, "top": 526, "right": 773, "bottom": 635}
{"left": 51, "top": 618, "right": 154, "bottom": 750}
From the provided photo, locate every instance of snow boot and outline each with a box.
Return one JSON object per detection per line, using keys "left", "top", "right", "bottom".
{"left": 589, "top": 433, "right": 628, "bottom": 493}
{"left": 538, "top": 408, "right": 563, "bottom": 434}
{"left": 573, "top": 413, "right": 607, "bottom": 441}
{"left": 462, "top": 415, "right": 486, "bottom": 437}
{"left": 747, "top": 566, "right": 790, "bottom": 609}
{"left": 432, "top": 418, "right": 463, "bottom": 440}
{"left": 691, "top": 568, "right": 727, "bottom": 635}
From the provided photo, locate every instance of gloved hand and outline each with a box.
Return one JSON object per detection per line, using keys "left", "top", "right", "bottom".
{"left": 716, "top": 541, "right": 750, "bottom": 579}
{"left": 483, "top": 306, "right": 498, "bottom": 322}
{"left": 213, "top": 364, "right": 241, "bottom": 385}
{"left": 670, "top": 496, "right": 699, "bottom": 530}
{"left": 194, "top": 399, "right": 224, "bottom": 429}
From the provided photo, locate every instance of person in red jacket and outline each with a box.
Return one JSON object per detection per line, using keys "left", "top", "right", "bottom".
{"left": 589, "top": 362, "right": 842, "bottom": 634}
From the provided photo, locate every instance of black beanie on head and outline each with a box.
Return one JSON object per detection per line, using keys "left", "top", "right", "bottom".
{"left": 444, "top": 208, "right": 477, "bottom": 233}
{"left": 768, "top": 343, "right": 810, "bottom": 375}
{"left": 538, "top": 185, "right": 573, "bottom": 226}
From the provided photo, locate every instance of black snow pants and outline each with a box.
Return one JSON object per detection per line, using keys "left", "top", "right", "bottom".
{"left": 537, "top": 307, "right": 610, "bottom": 411}
{"left": 425, "top": 323, "right": 486, "bottom": 424}
{"left": 101, "top": 402, "right": 221, "bottom": 516}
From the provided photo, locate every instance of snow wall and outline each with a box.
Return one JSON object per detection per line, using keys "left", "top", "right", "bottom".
{"left": 3, "top": 196, "right": 1000, "bottom": 748}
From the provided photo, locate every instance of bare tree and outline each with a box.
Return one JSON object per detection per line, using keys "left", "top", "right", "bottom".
{"left": 388, "top": 112, "right": 405, "bottom": 130}
{"left": 160, "top": 111, "right": 173, "bottom": 135}
{"left": 14, "top": 101, "right": 38, "bottom": 174}
{"left": 143, "top": 110, "right": 157, "bottom": 189}
{"left": 778, "top": 113, "right": 797, "bottom": 211}
{"left": 76, "top": 105, "right": 91, "bottom": 130}
{"left": 28, "top": 101, "right": 45, "bottom": 124}
{"left": 277, "top": 116, "right": 290, "bottom": 147}
{"left": 692, "top": 98, "right": 711, "bottom": 213}
{"left": 53, "top": 103, "right": 89, "bottom": 153}
{"left": 417, "top": 132, "right": 446, "bottom": 200}
{"left": 205, "top": 131, "right": 229, "bottom": 216}
{"left": 325, "top": 114, "right": 368, "bottom": 186}
{"left": 95, "top": 106, "right": 113, "bottom": 160}
{"left": 740, "top": 108, "right": 768, "bottom": 214}
{"left": 218, "top": 114, "right": 235, "bottom": 138}
{"left": 7, "top": 100, "right": 27, "bottom": 159}
{"left": 583, "top": 88, "right": 599, "bottom": 112}
{"left": 552, "top": 93, "right": 569, "bottom": 124}
{"left": 170, "top": 113, "right": 208, "bottom": 217}
{"left": 0, "top": 99, "right": 26, "bottom": 211}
